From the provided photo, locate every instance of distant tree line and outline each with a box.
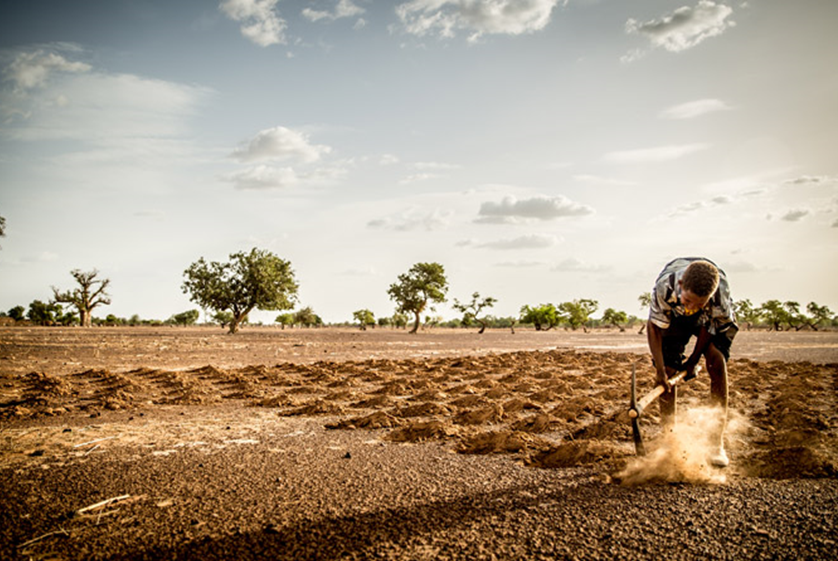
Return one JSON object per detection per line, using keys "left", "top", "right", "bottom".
{"left": 2, "top": 246, "right": 836, "bottom": 333}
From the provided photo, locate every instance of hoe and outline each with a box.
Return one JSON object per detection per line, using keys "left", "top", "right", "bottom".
{"left": 628, "top": 363, "right": 699, "bottom": 456}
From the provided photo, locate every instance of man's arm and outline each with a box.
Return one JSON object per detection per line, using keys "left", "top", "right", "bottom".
{"left": 683, "top": 326, "right": 712, "bottom": 378}
{"left": 646, "top": 320, "right": 670, "bottom": 388}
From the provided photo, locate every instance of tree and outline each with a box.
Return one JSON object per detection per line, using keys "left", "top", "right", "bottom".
{"left": 733, "top": 299, "right": 760, "bottom": 330}
{"left": 294, "top": 306, "right": 322, "bottom": 327}
{"left": 213, "top": 310, "right": 235, "bottom": 327}
{"left": 805, "top": 302, "right": 834, "bottom": 331}
{"left": 275, "top": 312, "right": 295, "bottom": 329}
{"left": 519, "top": 304, "right": 560, "bottom": 331}
{"left": 169, "top": 309, "right": 200, "bottom": 326}
{"left": 7, "top": 306, "right": 25, "bottom": 321}
{"left": 390, "top": 312, "right": 409, "bottom": 329}
{"left": 759, "top": 300, "right": 788, "bottom": 331}
{"left": 353, "top": 309, "right": 376, "bottom": 330}
{"left": 453, "top": 292, "right": 497, "bottom": 334}
{"left": 601, "top": 308, "right": 628, "bottom": 332}
{"left": 387, "top": 262, "right": 449, "bottom": 334}
{"left": 559, "top": 299, "right": 598, "bottom": 331}
{"left": 783, "top": 301, "right": 806, "bottom": 331}
{"left": 182, "top": 248, "right": 298, "bottom": 334}
{"left": 52, "top": 269, "right": 111, "bottom": 328}
{"left": 27, "top": 300, "right": 63, "bottom": 326}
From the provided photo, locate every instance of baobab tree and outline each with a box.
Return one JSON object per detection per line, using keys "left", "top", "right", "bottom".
{"left": 52, "top": 269, "right": 112, "bottom": 327}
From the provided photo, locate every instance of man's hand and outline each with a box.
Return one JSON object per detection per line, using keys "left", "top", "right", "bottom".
{"left": 683, "top": 356, "right": 702, "bottom": 381}
{"left": 655, "top": 367, "right": 673, "bottom": 392}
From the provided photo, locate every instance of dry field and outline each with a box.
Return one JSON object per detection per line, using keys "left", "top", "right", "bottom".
{"left": 1, "top": 327, "right": 836, "bottom": 560}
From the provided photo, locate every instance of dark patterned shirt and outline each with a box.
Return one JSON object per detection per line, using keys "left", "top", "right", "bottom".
{"left": 648, "top": 257, "right": 738, "bottom": 341}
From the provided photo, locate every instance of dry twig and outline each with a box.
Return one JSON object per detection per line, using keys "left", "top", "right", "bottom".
{"left": 75, "top": 494, "right": 131, "bottom": 516}
{"left": 17, "top": 527, "right": 70, "bottom": 549}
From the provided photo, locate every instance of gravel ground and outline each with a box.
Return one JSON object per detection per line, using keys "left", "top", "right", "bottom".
{"left": 2, "top": 407, "right": 836, "bottom": 560}
{"left": 1, "top": 328, "right": 836, "bottom": 560}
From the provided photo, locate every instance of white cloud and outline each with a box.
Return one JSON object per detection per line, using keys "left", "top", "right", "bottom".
{"left": 495, "top": 260, "right": 546, "bottom": 267}
{"left": 477, "top": 195, "right": 593, "bottom": 223}
{"left": 625, "top": 1, "right": 734, "bottom": 58}
{"left": 667, "top": 195, "right": 732, "bottom": 218}
{"left": 367, "top": 208, "right": 453, "bottom": 231}
{"left": 2, "top": 47, "right": 91, "bottom": 92}
{"left": 573, "top": 174, "right": 636, "bottom": 187}
{"left": 783, "top": 175, "right": 835, "bottom": 186}
{"left": 222, "top": 165, "right": 299, "bottom": 190}
{"left": 552, "top": 258, "right": 611, "bottom": 273}
{"left": 1, "top": 48, "right": 212, "bottom": 148}
{"left": 231, "top": 126, "right": 332, "bottom": 164}
{"left": 399, "top": 172, "right": 442, "bottom": 184}
{"left": 781, "top": 209, "right": 809, "bottom": 222}
{"left": 477, "top": 233, "right": 560, "bottom": 250}
{"left": 396, "top": 0, "right": 561, "bottom": 41}
{"left": 603, "top": 143, "right": 709, "bottom": 164}
{"left": 397, "top": 161, "right": 459, "bottom": 184}
{"left": 659, "top": 98, "right": 732, "bottom": 119}
{"left": 302, "top": 0, "right": 365, "bottom": 22}
{"left": 219, "top": 0, "right": 287, "bottom": 46}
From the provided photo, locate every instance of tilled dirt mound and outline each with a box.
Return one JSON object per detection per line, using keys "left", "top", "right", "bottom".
{"left": 3, "top": 349, "right": 836, "bottom": 480}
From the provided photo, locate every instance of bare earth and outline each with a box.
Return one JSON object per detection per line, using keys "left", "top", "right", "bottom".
{"left": 1, "top": 327, "right": 836, "bottom": 560}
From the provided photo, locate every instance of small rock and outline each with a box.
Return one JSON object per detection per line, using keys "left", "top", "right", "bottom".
{"left": 344, "top": 452, "right": 352, "bottom": 459}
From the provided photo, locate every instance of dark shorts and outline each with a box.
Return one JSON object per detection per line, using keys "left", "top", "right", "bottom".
{"left": 660, "top": 314, "right": 732, "bottom": 371}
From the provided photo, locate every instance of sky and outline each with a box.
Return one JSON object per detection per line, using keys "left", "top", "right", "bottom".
{"left": 1, "top": 0, "right": 836, "bottom": 325}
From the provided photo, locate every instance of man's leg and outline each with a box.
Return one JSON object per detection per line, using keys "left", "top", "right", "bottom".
{"left": 704, "top": 343, "right": 729, "bottom": 466}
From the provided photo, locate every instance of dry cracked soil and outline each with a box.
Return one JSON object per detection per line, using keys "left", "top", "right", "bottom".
{"left": 1, "top": 326, "right": 836, "bottom": 560}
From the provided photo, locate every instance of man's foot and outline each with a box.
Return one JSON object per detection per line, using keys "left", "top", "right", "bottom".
{"left": 709, "top": 445, "right": 729, "bottom": 468}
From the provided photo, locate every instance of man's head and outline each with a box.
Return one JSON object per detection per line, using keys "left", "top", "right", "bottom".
{"left": 679, "top": 260, "right": 719, "bottom": 313}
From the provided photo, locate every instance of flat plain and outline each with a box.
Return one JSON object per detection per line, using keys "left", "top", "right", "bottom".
{"left": 1, "top": 327, "right": 836, "bottom": 560}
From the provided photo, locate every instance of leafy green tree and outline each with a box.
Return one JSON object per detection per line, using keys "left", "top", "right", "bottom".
{"left": 805, "top": 302, "right": 834, "bottom": 331}
{"left": 601, "top": 308, "right": 628, "bottom": 332}
{"left": 213, "top": 310, "right": 235, "bottom": 327}
{"left": 759, "top": 300, "right": 789, "bottom": 331}
{"left": 353, "top": 309, "right": 376, "bottom": 330}
{"left": 390, "top": 312, "right": 409, "bottom": 329}
{"left": 169, "top": 309, "right": 200, "bottom": 326}
{"left": 519, "top": 304, "right": 560, "bottom": 331}
{"left": 387, "top": 262, "right": 449, "bottom": 334}
{"left": 27, "top": 300, "right": 62, "bottom": 325}
{"left": 377, "top": 316, "right": 391, "bottom": 328}
{"left": 733, "top": 299, "right": 760, "bottom": 330}
{"left": 559, "top": 299, "right": 598, "bottom": 331}
{"left": 294, "top": 306, "right": 322, "bottom": 327}
{"left": 182, "top": 248, "right": 298, "bottom": 334}
{"left": 453, "top": 292, "right": 497, "bottom": 334}
{"left": 7, "top": 306, "right": 25, "bottom": 321}
{"left": 783, "top": 301, "right": 806, "bottom": 331}
{"left": 52, "top": 269, "right": 111, "bottom": 328}
{"left": 103, "top": 314, "right": 124, "bottom": 326}
{"left": 275, "top": 312, "right": 295, "bottom": 329}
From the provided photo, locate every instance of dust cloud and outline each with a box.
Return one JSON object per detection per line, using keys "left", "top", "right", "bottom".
{"left": 617, "top": 402, "right": 748, "bottom": 485}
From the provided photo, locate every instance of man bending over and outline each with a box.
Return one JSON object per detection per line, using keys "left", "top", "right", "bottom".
{"left": 647, "top": 257, "right": 738, "bottom": 467}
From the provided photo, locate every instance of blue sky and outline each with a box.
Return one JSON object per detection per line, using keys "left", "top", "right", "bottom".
{"left": 1, "top": 0, "right": 836, "bottom": 323}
